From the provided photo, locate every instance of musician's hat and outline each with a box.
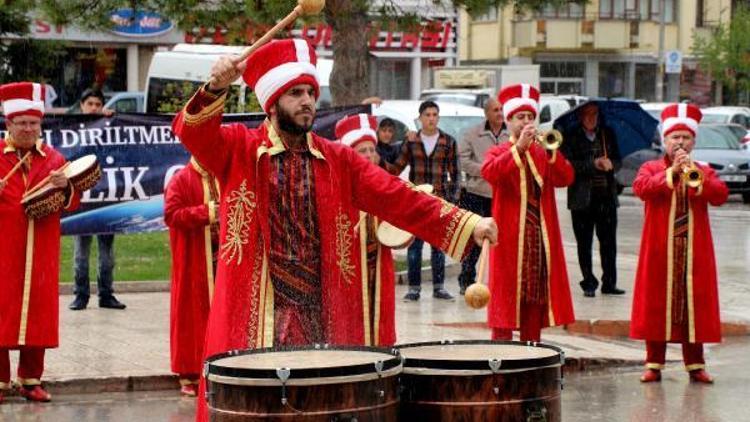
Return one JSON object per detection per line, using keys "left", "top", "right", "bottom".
{"left": 0, "top": 82, "right": 46, "bottom": 120}
{"left": 661, "top": 103, "right": 702, "bottom": 138}
{"left": 243, "top": 39, "right": 319, "bottom": 114}
{"left": 498, "top": 83, "right": 540, "bottom": 120}
{"left": 335, "top": 113, "right": 378, "bottom": 149}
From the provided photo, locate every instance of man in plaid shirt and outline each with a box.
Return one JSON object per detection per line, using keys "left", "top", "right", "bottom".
{"left": 384, "top": 101, "right": 460, "bottom": 301}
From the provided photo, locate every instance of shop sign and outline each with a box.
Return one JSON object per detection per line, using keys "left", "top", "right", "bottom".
{"left": 109, "top": 9, "right": 174, "bottom": 37}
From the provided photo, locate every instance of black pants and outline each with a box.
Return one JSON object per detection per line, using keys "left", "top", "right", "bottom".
{"left": 457, "top": 191, "right": 493, "bottom": 289}
{"left": 571, "top": 198, "right": 618, "bottom": 291}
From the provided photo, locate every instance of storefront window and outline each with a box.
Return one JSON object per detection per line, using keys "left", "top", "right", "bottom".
{"left": 60, "top": 47, "right": 127, "bottom": 107}
{"left": 599, "top": 62, "right": 627, "bottom": 98}
{"left": 635, "top": 63, "right": 657, "bottom": 101}
{"left": 375, "top": 60, "right": 411, "bottom": 100}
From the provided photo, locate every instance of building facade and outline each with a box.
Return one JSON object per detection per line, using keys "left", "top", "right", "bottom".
{"left": 459, "top": 0, "right": 733, "bottom": 105}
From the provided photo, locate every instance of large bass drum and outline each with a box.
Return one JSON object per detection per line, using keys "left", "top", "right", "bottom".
{"left": 204, "top": 344, "right": 402, "bottom": 421}
{"left": 398, "top": 340, "right": 564, "bottom": 422}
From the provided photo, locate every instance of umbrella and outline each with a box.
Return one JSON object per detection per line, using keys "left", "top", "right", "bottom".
{"left": 553, "top": 99, "right": 659, "bottom": 158}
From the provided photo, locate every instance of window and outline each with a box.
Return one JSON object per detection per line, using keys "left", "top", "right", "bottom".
{"left": 537, "top": 3, "right": 584, "bottom": 18}
{"left": 473, "top": 7, "right": 498, "bottom": 22}
{"left": 599, "top": 0, "right": 675, "bottom": 22}
{"left": 539, "top": 105, "right": 552, "bottom": 124}
{"left": 111, "top": 98, "right": 138, "bottom": 113}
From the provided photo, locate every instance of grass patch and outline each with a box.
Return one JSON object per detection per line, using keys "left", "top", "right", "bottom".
{"left": 59, "top": 231, "right": 171, "bottom": 283}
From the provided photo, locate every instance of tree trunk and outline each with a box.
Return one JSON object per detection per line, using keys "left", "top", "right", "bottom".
{"left": 326, "top": 0, "right": 370, "bottom": 106}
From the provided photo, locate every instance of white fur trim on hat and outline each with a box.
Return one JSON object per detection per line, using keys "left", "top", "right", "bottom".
{"left": 502, "top": 97, "right": 538, "bottom": 120}
{"left": 254, "top": 61, "right": 319, "bottom": 111}
{"left": 2, "top": 99, "right": 45, "bottom": 117}
{"left": 341, "top": 128, "right": 377, "bottom": 147}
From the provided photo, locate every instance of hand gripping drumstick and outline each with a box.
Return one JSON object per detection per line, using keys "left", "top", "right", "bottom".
{"left": 209, "top": 0, "right": 326, "bottom": 86}
{"left": 24, "top": 162, "right": 71, "bottom": 198}
{"left": 1, "top": 151, "right": 31, "bottom": 183}
{"left": 464, "top": 239, "right": 491, "bottom": 309}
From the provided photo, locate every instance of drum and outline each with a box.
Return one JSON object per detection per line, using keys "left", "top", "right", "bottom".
{"left": 413, "top": 184, "right": 434, "bottom": 195}
{"left": 64, "top": 154, "right": 101, "bottom": 192}
{"left": 21, "top": 184, "right": 66, "bottom": 219}
{"left": 376, "top": 221, "right": 414, "bottom": 249}
{"left": 205, "top": 345, "right": 402, "bottom": 421}
{"left": 398, "top": 340, "right": 564, "bottom": 422}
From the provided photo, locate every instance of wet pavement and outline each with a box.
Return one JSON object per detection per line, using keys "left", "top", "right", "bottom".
{"left": 1, "top": 191, "right": 749, "bottom": 420}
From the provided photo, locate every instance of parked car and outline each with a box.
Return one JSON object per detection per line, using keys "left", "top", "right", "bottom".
{"left": 616, "top": 123, "right": 750, "bottom": 203}
{"left": 371, "top": 100, "right": 485, "bottom": 142}
{"left": 419, "top": 89, "right": 493, "bottom": 109}
{"left": 701, "top": 106, "right": 750, "bottom": 129}
{"left": 538, "top": 96, "right": 572, "bottom": 131}
{"left": 66, "top": 91, "right": 145, "bottom": 114}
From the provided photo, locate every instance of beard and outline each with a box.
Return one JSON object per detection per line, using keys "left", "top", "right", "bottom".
{"left": 276, "top": 103, "right": 315, "bottom": 136}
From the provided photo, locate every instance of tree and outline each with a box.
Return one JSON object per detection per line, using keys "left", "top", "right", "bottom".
{"left": 692, "top": 4, "right": 750, "bottom": 105}
{"left": 38, "top": 0, "right": 580, "bottom": 105}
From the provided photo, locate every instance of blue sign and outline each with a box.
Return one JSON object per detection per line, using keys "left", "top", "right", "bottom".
{"left": 109, "top": 9, "right": 174, "bottom": 38}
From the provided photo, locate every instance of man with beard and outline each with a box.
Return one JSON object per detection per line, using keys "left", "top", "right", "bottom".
{"left": 171, "top": 39, "right": 497, "bottom": 419}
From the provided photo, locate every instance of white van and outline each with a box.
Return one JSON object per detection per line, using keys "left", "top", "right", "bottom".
{"left": 145, "top": 44, "right": 332, "bottom": 113}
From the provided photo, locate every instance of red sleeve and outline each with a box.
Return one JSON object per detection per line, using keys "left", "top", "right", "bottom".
{"left": 164, "top": 173, "right": 209, "bottom": 230}
{"left": 481, "top": 143, "right": 521, "bottom": 192}
{"left": 690, "top": 165, "right": 729, "bottom": 206}
{"left": 548, "top": 150, "right": 575, "bottom": 188}
{"left": 171, "top": 86, "right": 246, "bottom": 182}
{"left": 633, "top": 161, "right": 674, "bottom": 201}
{"left": 347, "top": 147, "right": 481, "bottom": 261}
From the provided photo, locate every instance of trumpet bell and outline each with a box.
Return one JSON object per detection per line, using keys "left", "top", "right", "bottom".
{"left": 537, "top": 130, "right": 563, "bottom": 150}
{"left": 683, "top": 166, "right": 704, "bottom": 188}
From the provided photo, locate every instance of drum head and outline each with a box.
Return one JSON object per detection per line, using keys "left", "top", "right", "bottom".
{"left": 21, "top": 184, "right": 60, "bottom": 203}
{"left": 376, "top": 221, "right": 413, "bottom": 248}
{"left": 398, "top": 340, "right": 562, "bottom": 372}
{"left": 206, "top": 345, "right": 402, "bottom": 383}
{"left": 65, "top": 154, "right": 98, "bottom": 177}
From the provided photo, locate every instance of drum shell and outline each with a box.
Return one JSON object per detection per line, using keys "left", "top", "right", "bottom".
{"left": 399, "top": 365, "right": 561, "bottom": 422}
{"left": 207, "top": 375, "right": 400, "bottom": 421}
{"left": 22, "top": 187, "right": 66, "bottom": 219}
{"left": 69, "top": 163, "right": 101, "bottom": 192}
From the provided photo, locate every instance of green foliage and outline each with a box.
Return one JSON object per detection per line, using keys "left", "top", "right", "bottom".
{"left": 692, "top": 4, "right": 750, "bottom": 104}
{"left": 0, "top": 39, "right": 69, "bottom": 84}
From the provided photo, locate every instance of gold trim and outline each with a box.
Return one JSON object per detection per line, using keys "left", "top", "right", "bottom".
{"left": 373, "top": 221, "right": 383, "bottom": 346}
{"left": 262, "top": 264, "right": 274, "bottom": 348}
{"left": 515, "top": 153, "right": 527, "bottom": 327}
{"left": 687, "top": 205, "right": 696, "bottom": 343}
{"left": 254, "top": 249, "right": 270, "bottom": 348}
{"left": 259, "top": 121, "right": 326, "bottom": 161}
{"left": 510, "top": 143, "right": 524, "bottom": 168}
{"left": 0, "top": 381, "right": 10, "bottom": 390}
{"left": 448, "top": 213, "right": 481, "bottom": 261}
{"left": 220, "top": 180, "right": 256, "bottom": 265}
{"left": 64, "top": 184, "right": 76, "bottom": 209}
{"left": 18, "top": 219, "right": 34, "bottom": 345}
{"left": 182, "top": 90, "right": 227, "bottom": 127}
{"left": 525, "top": 151, "right": 544, "bottom": 188}
{"left": 665, "top": 190, "right": 677, "bottom": 341}
{"left": 16, "top": 377, "right": 41, "bottom": 386}
{"left": 335, "top": 211, "right": 356, "bottom": 283}
{"left": 358, "top": 211, "right": 371, "bottom": 346}
{"left": 201, "top": 176, "right": 215, "bottom": 303}
{"left": 2, "top": 138, "right": 46, "bottom": 157}
{"left": 695, "top": 185, "right": 703, "bottom": 197}
{"left": 666, "top": 167, "right": 675, "bottom": 190}
{"left": 685, "top": 363, "right": 705, "bottom": 372}
{"left": 646, "top": 363, "right": 664, "bottom": 370}
{"left": 539, "top": 209, "right": 555, "bottom": 327}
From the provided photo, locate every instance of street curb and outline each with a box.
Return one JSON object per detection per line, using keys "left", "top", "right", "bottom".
{"left": 564, "top": 320, "right": 750, "bottom": 338}
{"left": 58, "top": 264, "right": 462, "bottom": 295}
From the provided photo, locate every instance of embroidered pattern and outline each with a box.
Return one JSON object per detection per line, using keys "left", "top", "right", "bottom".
{"left": 335, "top": 211, "right": 356, "bottom": 283}
{"left": 441, "top": 207, "right": 465, "bottom": 250}
{"left": 221, "top": 180, "right": 257, "bottom": 265}
{"left": 439, "top": 199, "right": 454, "bottom": 218}
{"left": 246, "top": 246, "right": 265, "bottom": 347}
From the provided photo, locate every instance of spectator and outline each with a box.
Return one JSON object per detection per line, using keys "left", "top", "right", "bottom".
{"left": 384, "top": 101, "right": 460, "bottom": 301}
{"left": 560, "top": 103, "right": 624, "bottom": 297}
{"left": 68, "top": 88, "right": 125, "bottom": 311}
{"left": 457, "top": 98, "right": 508, "bottom": 294}
{"left": 376, "top": 118, "right": 402, "bottom": 166}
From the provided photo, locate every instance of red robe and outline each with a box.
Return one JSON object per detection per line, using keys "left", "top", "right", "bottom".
{"left": 172, "top": 89, "right": 481, "bottom": 419}
{"left": 164, "top": 160, "right": 219, "bottom": 377}
{"left": 630, "top": 158, "right": 728, "bottom": 343}
{"left": 361, "top": 213, "right": 396, "bottom": 346}
{"left": 0, "top": 139, "right": 80, "bottom": 349}
{"left": 481, "top": 140, "right": 575, "bottom": 330}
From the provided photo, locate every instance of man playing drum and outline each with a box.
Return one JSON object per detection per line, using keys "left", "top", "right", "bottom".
{"left": 481, "top": 84, "right": 575, "bottom": 343}
{"left": 164, "top": 157, "right": 220, "bottom": 396}
{"left": 334, "top": 113, "right": 397, "bottom": 347}
{"left": 0, "top": 82, "right": 80, "bottom": 403}
{"left": 631, "top": 104, "right": 727, "bottom": 384}
{"left": 171, "top": 38, "right": 497, "bottom": 418}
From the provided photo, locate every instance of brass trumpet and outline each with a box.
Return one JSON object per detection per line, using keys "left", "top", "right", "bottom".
{"left": 682, "top": 161, "right": 704, "bottom": 188}
{"left": 536, "top": 129, "right": 563, "bottom": 150}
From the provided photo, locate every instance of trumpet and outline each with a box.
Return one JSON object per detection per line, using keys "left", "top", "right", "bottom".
{"left": 536, "top": 129, "right": 563, "bottom": 150}
{"left": 681, "top": 161, "right": 704, "bottom": 188}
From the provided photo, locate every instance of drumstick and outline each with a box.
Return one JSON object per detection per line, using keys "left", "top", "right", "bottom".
{"left": 475, "top": 238, "right": 490, "bottom": 285}
{"left": 24, "top": 162, "right": 70, "bottom": 197}
{"left": 1, "top": 151, "right": 32, "bottom": 183}
{"left": 208, "top": 0, "right": 326, "bottom": 86}
{"left": 352, "top": 213, "right": 368, "bottom": 232}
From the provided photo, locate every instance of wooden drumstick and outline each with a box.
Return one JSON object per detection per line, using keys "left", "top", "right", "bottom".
{"left": 465, "top": 239, "right": 491, "bottom": 309}
{"left": 1, "top": 151, "right": 31, "bottom": 183}
{"left": 24, "top": 162, "right": 70, "bottom": 197}
{"left": 209, "top": 0, "right": 326, "bottom": 86}
{"left": 352, "top": 213, "right": 368, "bottom": 232}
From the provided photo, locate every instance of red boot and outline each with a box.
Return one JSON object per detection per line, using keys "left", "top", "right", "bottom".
{"left": 180, "top": 384, "right": 197, "bottom": 397}
{"left": 639, "top": 369, "right": 662, "bottom": 383}
{"left": 689, "top": 369, "right": 714, "bottom": 384}
{"left": 18, "top": 385, "right": 51, "bottom": 402}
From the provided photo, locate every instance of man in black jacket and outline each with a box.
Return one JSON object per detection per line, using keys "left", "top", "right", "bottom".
{"left": 560, "top": 103, "right": 625, "bottom": 297}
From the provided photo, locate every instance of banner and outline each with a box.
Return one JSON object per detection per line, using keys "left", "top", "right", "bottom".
{"left": 0, "top": 105, "right": 369, "bottom": 235}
